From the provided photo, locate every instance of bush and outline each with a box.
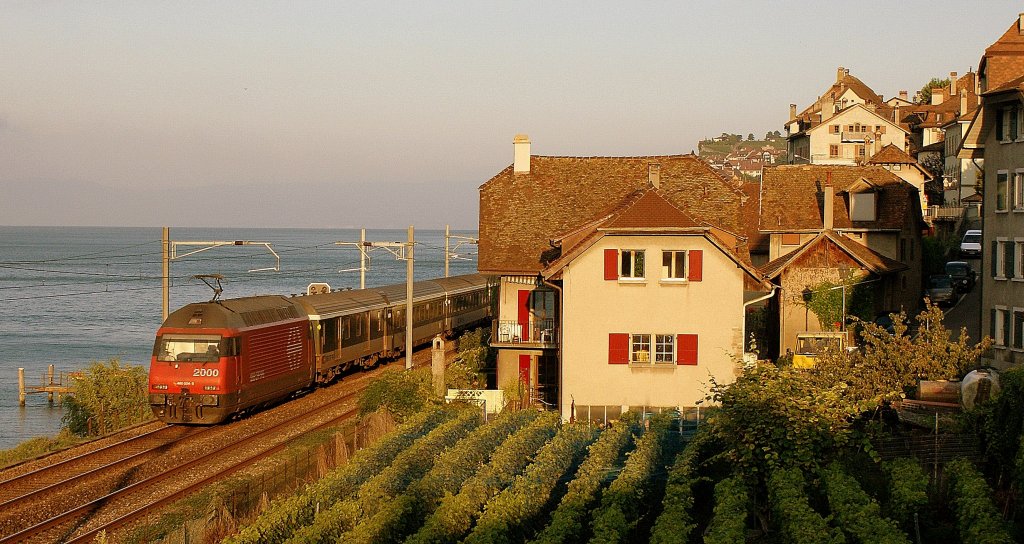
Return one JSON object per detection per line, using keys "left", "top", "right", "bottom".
{"left": 946, "top": 458, "right": 1014, "bottom": 544}
{"left": 448, "top": 328, "right": 492, "bottom": 389}
{"left": 821, "top": 462, "right": 910, "bottom": 544}
{"left": 62, "top": 358, "right": 151, "bottom": 436}
{"left": 649, "top": 429, "right": 711, "bottom": 544}
{"left": 882, "top": 458, "right": 929, "bottom": 527}
{"left": 704, "top": 474, "right": 751, "bottom": 544}
{"left": 0, "top": 430, "right": 81, "bottom": 469}
{"left": 358, "top": 368, "right": 434, "bottom": 420}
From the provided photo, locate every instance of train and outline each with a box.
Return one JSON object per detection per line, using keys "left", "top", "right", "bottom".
{"left": 149, "top": 273, "right": 494, "bottom": 424}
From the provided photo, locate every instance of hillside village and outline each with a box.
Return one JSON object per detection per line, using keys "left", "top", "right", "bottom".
{"left": 476, "top": 13, "right": 1024, "bottom": 421}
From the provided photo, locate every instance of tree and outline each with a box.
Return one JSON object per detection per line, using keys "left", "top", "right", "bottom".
{"left": 916, "top": 77, "right": 950, "bottom": 105}
{"left": 447, "top": 328, "right": 492, "bottom": 389}
{"left": 62, "top": 358, "right": 151, "bottom": 436}
{"left": 804, "top": 277, "right": 874, "bottom": 331}
{"left": 358, "top": 368, "right": 435, "bottom": 420}
{"left": 748, "top": 133, "right": 755, "bottom": 141}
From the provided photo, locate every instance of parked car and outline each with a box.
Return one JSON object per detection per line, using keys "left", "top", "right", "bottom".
{"left": 945, "top": 261, "right": 977, "bottom": 293}
{"left": 925, "top": 274, "right": 957, "bottom": 306}
{"left": 960, "top": 229, "right": 982, "bottom": 258}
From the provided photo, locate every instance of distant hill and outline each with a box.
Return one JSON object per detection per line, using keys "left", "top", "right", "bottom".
{"left": 697, "top": 132, "right": 787, "bottom": 163}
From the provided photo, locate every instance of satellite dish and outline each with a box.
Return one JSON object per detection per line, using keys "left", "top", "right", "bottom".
{"left": 307, "top": 282, "right": 331, "bottom": 295}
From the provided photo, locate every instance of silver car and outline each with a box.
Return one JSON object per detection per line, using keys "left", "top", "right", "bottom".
{"left": 925, "top": 274, "right": 957, "bottom": 306}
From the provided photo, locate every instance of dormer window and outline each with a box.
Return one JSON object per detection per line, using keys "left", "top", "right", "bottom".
{"left": 850, "top": 192, "right": 877, "bottom": 221}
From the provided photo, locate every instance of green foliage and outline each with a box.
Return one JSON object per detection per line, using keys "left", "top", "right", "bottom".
{"left": 922, "top": 235, "right": 958, "bottom": 276}
{"left": 916, "top": 77, "right": 950, "bottom": 105}
{"left": 804, "top": 278, "right": 873, "bottom": 331}
{"left": 767, "top": 466, "right": 846, "bottom": 544}
{"left": 62, "top": 358, "right": 151, "bottom": 436}
{"left": 447, "top": 328, "right": 492, "bottom": 389}
{"left": 704, "top": 474, "right": 751, "bottom": 544}
{"left": 821, "top": 462, "right": 910, "bottom": 544}
{"left": 649, "top": 429, "right": 710, "bottom": 544}
{"left": 589, "top": 415, "right": 673, "bottom": 544}
{"left": 968, "top": 366, "right": 1024, "bottom": 483}
{"left": 345, "top": 409, "right": 539, "bottom": 544}
{"left": 224, "top": 407, "right": 449, "bottom": 544}
{"left": 463, "top": 424, "right": 597, "bottom": 544}
{"left": 946, "top": 458, "right": 1014, "bottom": 544}
{"left": 531, "top": 419, "right": 635, "bottom": 544}
{"left": 408, "top": 411, "right": 559, "bottom": 544}
{"left": 357, "top": 368, "right": 434, "bottom": 420}
{"left": 882, "top": 458, "right": 929, "bottom": 527}
{"left": 816, "top": 303, "right": 989, "bottom": 412}
{"left": 704, "top": 364, "right": 856, "bottom": 475}
{"left": 0, "top": 430, "right": 81, "bottom": 469}
{"left": 291, "top": 407, "right": 481, "bottom": 543}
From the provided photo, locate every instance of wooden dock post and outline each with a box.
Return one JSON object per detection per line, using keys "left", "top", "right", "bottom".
{"left": 18, "top": 368, "right": 26, "bottom": 407}
{"left": 47, "top": 364, "right": 55, "bottom": 404}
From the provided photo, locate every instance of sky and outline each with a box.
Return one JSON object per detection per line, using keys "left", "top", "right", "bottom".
{"left": 1, "top": 1, "right": 1021, "bottom": 229}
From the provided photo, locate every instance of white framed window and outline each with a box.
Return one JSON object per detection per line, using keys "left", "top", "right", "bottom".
{"left": 997, "top": 171, "right": 1009, "bottom": 211}
{"left": 994, "top": 306, "right": 1008, "bottom": 346}
{"left": 996, "top": 238, "right": 1009, "bottom": 279}
{"left": 654, "top": 334, "right": 675, "bottom": 363}
{"left": 630, "top": 334, "right": 651, "bottom": 363}
{"left": 620, "top": 250, "right": 645, "bottom": 279}
{"left": 662, "top": 250, "right": 687, "bottom": 280}
{"left": 1017, "top": 240, "right": 1024, "bottom": 280}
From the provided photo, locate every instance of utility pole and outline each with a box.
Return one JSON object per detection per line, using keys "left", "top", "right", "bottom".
{"left": 160, "top": 232, "right": 280, "bottom": 322}
{"left": 444, "top": 224, "right": 478, "bottom": 278}
{"left": 406, "top": 226, "right": 414, "bottom": 370}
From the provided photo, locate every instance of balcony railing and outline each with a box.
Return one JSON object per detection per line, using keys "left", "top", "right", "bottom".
{"left": 841, "top": 131, "right": 868, "bottom": 142}
{"left": 924, "top": 205, "right": 966, "bottom": 221}
{"left": 491, "top": 319, "right": 558, "bottom": 347}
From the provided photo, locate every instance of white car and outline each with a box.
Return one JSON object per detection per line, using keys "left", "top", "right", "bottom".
{"left": 960, "top": 230, "right": 982, "bottom": 258}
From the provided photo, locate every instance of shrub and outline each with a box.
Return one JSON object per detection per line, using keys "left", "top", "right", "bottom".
{"left": 767, "top": 466, "right": 846, "bottom": 544}
{"left": 62, "top": 358, "right": 151, "bottom": 436}
{"left": 882, "top": 458, "right": 928, "bottom": 527}
{"left": 358, "top": 368, "right": 434, "bottom": 420}
{"left": 946, "top": 458, "right": 1014, "bottom": 544}
{"left": 649, "top": 429, "right": 710, "bottom": 544}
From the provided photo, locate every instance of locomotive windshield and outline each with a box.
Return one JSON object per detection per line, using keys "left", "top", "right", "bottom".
{"left": 156, "top": 334, "right": 222, "bottom": 362}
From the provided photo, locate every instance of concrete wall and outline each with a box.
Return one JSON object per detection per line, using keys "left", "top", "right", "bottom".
{"left": 558, "top": 234, "right": 748, "bottom": 420}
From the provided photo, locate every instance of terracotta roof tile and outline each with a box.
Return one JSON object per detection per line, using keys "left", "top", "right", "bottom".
{"left": 759, "top": 231, "right": 907, "bottom": 279}
{"left": 868, "top": 144, "right": 916, "bottom": 165}
{"left": 478, "top": 154, "right": 745, "bottom": 274}
{"left": 757, "top": 165, "right": 920, "bottom": 232}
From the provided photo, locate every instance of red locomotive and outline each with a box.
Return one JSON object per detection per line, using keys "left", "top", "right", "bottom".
{"left": 149, "top": 274, "right": 493, "bottom": 424}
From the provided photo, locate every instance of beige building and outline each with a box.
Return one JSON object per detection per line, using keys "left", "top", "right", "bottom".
{"left": 477, "top": 136, "right": 760, "bottom": 416}
{"left": 867, "top": 144, "right": 933, "bottom": 213}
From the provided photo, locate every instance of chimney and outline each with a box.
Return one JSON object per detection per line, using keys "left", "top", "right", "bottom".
{"left": 823, "top": 172, "right": 835, "bottom": 230}
{"left": 837, "top": 66, "right": 845, "bottom": 83}
{"left": 648, "top": 164, "right": 661, "bottom": 189}
{"left": 790, "top": 103, "right": 797, "bottom": 120}
{"left": 513, "top": 134, "right": 531, "bottom": 174}
{"left": 961, "top": 89, "right": 968, "bottom": 115}
{"left": 899, "top": 90, "right": 908, "bottom": 101}
{"left": 949, "top": 71, "right": 958, "bottom": 91}
{"left": 1019, "top": 13, "right": 1024, "bottom": 34}
{"left": 894, "top": 104, "right": 900, "bottom": 124}
{"left": 932, "top": 91, "right": 944, "bottom": 106}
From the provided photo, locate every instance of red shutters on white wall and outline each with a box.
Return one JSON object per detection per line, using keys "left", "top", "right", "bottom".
{"left": 677, "top": 334, "right": 698, "bottom": 365}
{"left": 608, "top": 333, "right": 629, "bottom": 364}
{"left": 688, "top": 250, "right": 702, "bottom": 282}
{"left": 603, "top": 249, "right": 618, "bottom": 280}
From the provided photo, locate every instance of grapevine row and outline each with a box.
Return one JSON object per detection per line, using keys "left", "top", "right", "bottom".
{"left": 703, "top": 474, "right": 751, "bottom": 544}
{"left": 881, "top": 458, "right": 928, "bottom": 528}
{"left": 946, "top": 458, "right": 1014, "bottom": 544}
{"left": 343, "top": 409, "right": 540, "bottom": 544}
{"left": 767, "top": 466, "right": 846, "bottom": 544}
{"left": 648, "top": 428, "right": 709, "bottom": 544}
{"left": 463, "top": 424, "right": 597, "bottom": 544}
{"left": 589, "top": 415, "right": 673, "bottom": 544}
{"left": 285, "top": 406, "right": 481, "bottom": 543}
{"left": 224, "top": 407, "right": 450, "bottom": 544}
{"left": 820, "top": 462, "right": 909, "bottom": 544}
{"left": 530, "top": 419, "right": 634, "bottom": 544}
{"left": 407, "top": 410, "right": 560, "bottom": 544}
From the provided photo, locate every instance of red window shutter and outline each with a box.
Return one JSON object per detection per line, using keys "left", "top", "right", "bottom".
{"left": 608, "top": 333, "right": 629, "bottom": 364}
{"left": 688, "top": 250, "right": 703, "bottom": 282}
{"left": 677, "top": 334, "right": 698, "bottom": 365}
{"left": 604, "top": 249, "right": 618, "bottom": 280}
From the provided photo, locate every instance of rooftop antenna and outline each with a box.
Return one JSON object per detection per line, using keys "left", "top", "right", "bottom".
{"left": 194, "top": 274, "right": 225, "bottom": 302}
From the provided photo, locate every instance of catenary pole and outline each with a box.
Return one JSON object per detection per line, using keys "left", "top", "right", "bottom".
{"left": 360, "top": 228, "right": 366, "bottom": 290}
{"left": 162, "top": 227, "right": 169, "bottom": 321}
{"left": 406, "top": 226, "right": 415, "bottom": 370}
{"left": 444, "top": 224, "right": 450, "bottom": 278}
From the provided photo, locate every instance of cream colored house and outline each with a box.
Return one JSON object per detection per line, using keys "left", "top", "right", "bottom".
{"left": 788, "top": 104, "right": 907, "bottom": 165}
{"left": 540, "top": 190, "right": 771, "bottom": 421}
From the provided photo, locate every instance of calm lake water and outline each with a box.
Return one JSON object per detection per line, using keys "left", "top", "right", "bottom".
{"left": 0, "top": 226, "right": 478, "bottom": 450}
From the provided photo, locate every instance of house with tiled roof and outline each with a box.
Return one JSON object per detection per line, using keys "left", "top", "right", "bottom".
{"left": 478, "top": 135, "right": 769, "bottom": 418}
{"left": 753, "top": 165, "right": 925, "bottom": 358}
{"left": 900, "top": 71, "right": 979, "bottom": 151}
{"left": 785, "top": 67, "right": 908, "bottom": 165}
{"left": 867, "top": 144, "right": 932, "bottom": 214}
{"left": 942, "top": 101, "right": 982, "bottom": 206}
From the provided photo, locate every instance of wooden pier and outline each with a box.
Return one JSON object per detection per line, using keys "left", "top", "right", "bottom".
{"left": 18, "top": 365, "right": 76, "bottom": 406}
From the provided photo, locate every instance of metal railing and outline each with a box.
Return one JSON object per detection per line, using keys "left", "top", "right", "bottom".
{"left": 924, "top": 204, "right": 966, "bottom": 220}
{"left": 491, "top": 318, "right": 558, "bottom": 346}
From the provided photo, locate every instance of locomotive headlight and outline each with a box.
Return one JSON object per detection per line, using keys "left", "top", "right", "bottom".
{"left": 149, "top": 394, "right": 166, "bottom": 404}
{"left": 153, "top": 384, "right": 169, "bottom": 390}
{"left": 200, "top": 395, "right": 219, "bottom": 406}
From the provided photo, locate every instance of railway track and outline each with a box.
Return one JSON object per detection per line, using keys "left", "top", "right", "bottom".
{"left": 0, "top": 345, "right": 441, "bottom": 543}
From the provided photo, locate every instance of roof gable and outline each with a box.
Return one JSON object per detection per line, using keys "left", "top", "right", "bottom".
{"left": 868, "top": 144, "right": 916, "bottom": 165}
{"left": 759, "top": 231, "right": 908, "bottom": 279}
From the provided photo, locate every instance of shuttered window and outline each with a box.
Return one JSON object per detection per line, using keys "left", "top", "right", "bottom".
{"left": 688, "top": 250, "right": 703, "bottom": 282}
{"left": 608, "top": 333, "right": 629, "bottom": 364}
{"left": 677, "top": 334, "right": 698, "bottom": 365}
{"left": 603, "top": 249, "right": 618, "bottom": 281}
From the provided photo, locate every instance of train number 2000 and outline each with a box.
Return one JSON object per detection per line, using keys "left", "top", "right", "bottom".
{"left": 193, "top": 368, "right": 220, "bottom": 377}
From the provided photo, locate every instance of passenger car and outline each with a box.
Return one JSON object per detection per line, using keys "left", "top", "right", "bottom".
{"left": 960, "top": 230, "right": 982, "bottom": 258}
{"left": 944, "top": 261, "right": 977, "bottom": 293}
{"left": 925, "top": 274, "right": 957, "bottom": 306}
